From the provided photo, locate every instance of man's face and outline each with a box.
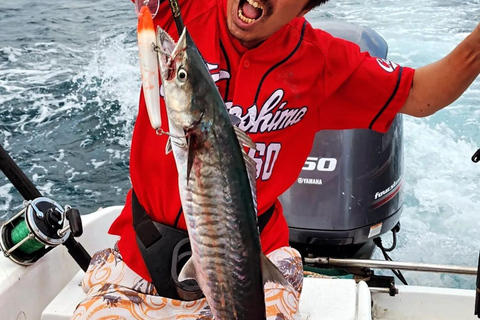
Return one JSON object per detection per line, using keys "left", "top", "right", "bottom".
{"left": 226, "top": 0, "right": 310, "bottom": 48}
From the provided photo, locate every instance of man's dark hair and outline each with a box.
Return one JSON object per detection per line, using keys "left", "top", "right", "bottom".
{"left": 304, "top": 0, "right": 329, "bottom": 11}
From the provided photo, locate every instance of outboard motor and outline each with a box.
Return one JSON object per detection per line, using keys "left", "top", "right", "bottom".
{"left": 280, "top": 19, "right": 403, "bottom": 260}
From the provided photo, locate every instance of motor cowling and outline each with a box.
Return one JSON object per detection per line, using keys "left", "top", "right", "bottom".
{"left": 280, "top": 19, "right": 403, "bottom": 260}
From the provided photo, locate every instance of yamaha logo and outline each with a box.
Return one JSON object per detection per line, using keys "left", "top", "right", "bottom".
{"left": 297, "top": 177, "right": 323, "bottom": 185}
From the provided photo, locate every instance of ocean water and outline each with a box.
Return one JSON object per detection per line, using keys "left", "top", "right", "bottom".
{"left": 0, "top": 0, "right": 479, "bottom": 289}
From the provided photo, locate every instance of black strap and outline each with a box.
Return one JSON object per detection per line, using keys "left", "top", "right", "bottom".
{"left": 258, "top": 203, "right": 275, "bottom": 234}
{"left": 132, "top": 191, "right": 163, "bottom": 248}
{"left": 132, "top": 190, "right": 194, "bottom": 300}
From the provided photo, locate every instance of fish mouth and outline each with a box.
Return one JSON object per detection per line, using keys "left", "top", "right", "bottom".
{"left": 237, "top": 0, "right": 267, "bottom": 26}
{"left": 156, "top": 27, "right": 187, "bottom": 82}
{"left": 156, "top": 27, "right": 175, "bottom": 81}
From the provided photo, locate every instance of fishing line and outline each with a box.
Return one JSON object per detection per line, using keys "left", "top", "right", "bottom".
{"left": 0, "top": 143, "right": 91, "bottom": 270}
{"left": 153, "top": 44, "right": 172, "bottom": 57}
{"left": 10, "top": 220, "right": 44, "bottom": 254}
{"left": 167, "top": 0, "right": 185, "bottom": 33}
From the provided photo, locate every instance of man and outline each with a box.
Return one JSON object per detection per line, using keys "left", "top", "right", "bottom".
{"left": 71, "top": 0, "right": 480, "bottom": 319}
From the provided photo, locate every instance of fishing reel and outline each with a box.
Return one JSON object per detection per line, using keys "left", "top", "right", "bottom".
{"left": 0, "top": 197, "right": 84, "bottom": 267}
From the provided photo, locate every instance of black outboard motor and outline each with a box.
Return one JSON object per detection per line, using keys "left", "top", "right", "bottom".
{"left": 280, "top": 19, "right": 403, "bottom": 260}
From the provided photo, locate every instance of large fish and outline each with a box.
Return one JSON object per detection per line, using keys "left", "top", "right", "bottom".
{"left": 156, "top": 27, "right": 287, "bottom": 319}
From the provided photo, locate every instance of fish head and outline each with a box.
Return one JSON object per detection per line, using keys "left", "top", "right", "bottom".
{"left": 157, "top": 27, "right": 213, "bottom": 132}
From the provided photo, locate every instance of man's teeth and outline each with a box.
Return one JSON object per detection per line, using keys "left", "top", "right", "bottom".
{"left": 238, "top": 0, "right": 263, "bottom": 24}
{"left": 238, "top": 9, "right": 254, "bottom": 24}
{"left": 246, "top": 0, "right": 263, "bottom": 9}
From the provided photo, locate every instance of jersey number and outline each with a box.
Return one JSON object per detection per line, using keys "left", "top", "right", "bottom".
{"left": 248, "top": 143, "right": 281, "bottom": 181}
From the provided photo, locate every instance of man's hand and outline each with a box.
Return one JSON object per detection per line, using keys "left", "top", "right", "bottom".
{"left": 400, "top": 22, "right": 480, "bottom": 117}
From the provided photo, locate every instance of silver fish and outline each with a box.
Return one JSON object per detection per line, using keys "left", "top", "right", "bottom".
{"left": 156, "top": 27, "right": 287, "bottom": 319}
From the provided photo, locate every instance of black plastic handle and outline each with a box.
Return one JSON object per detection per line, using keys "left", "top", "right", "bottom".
{"left": 66, "top": 208, "right": 83, "bottom": 237}
{"left": 472, "top": 149, "right": 480, "bottom": 163}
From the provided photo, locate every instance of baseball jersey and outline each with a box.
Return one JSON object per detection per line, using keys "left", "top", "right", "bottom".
{"left": 109, "top": 0, "right": 415, "bottom": 282}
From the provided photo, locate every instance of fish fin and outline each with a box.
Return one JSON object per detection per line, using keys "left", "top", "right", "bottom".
{"left": 260, "top": 253, "right": 289, "bottom": 286}
{"left": 229, "top": 113, "right": 241, "bottom": 126}
{"left": 234, "top": 126, "right": 256, "bottom": 149}
{"left": 156, "top": 26, "right": 176, "bottom": 56}
{"left": 234, "top": 126, "right": 258, "bottom": 214}
{"left": 186, "top": 136, "right": 195, "bottom": 182}
{"left": 245, "top": 152, "right": 258, "bottom": 214}
{"left": 165, "top": 137, "right": 172, "bottom": 154}
{"left": 178, "top": 257, "right": 197, "bottom": 282}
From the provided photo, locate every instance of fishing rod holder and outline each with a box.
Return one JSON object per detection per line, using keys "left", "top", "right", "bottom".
{"left": 0, "top": 197, "right": 83, "bottom": 266}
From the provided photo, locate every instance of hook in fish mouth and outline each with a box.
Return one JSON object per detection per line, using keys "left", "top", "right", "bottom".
{"left": 153, "top": 44, "right": 172, "bottom": 57}
{"left": 155, "top": 111, "right": 204, "bottom": 138}
{"left": 156, "top": 127, "right": 186, "bottom": 139}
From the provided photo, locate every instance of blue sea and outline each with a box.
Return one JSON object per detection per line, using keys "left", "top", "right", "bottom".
{"left": 0, "top": 0, "right": 479, "bottom": 289}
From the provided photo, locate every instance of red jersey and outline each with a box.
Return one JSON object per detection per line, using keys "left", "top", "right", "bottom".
{"left": 109, "top": 0, "right": 415, "bottom": 281}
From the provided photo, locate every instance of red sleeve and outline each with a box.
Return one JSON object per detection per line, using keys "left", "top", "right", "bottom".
{"left": 318, "top": 36, "right": 415, "bottom": 133}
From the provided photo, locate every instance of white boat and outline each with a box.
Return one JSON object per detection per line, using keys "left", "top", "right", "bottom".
{"left": 1, "top": 205, "right": 478, "bottom": 320}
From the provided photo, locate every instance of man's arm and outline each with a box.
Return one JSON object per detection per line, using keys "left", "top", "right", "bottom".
{"left": 400, "top": 22, "right": 480, "bottom": 117}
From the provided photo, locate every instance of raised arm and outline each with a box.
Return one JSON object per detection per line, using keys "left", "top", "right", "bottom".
{"left": 400, "top": 23, "right": 480, "bottom": 117}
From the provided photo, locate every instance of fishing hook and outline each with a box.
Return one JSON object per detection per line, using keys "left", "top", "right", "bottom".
{"left": 155, "top": 128, "right": 186, "bottom": 139}
{"left": 156, "top": 128, "right": 188, "bottom": 148}
{"left": 153, "top": 44, "right": 172, "bottom": 58}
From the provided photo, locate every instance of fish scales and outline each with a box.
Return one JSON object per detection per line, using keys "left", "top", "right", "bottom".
{"left": 184, "top": 130, "right": 263, "bottom": 315}
{"left": 177, "top": 117, "right": 263, "bottom": 318}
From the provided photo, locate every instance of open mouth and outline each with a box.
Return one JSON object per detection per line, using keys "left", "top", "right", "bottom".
{"left": 156, "top": 27, "right": 188, "bottom": 82}
{"left": 238, "top": 0, "right": 264, "bottom": 24}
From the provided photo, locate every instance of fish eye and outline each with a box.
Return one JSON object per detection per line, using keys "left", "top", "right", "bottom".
{"left": 177, "top": 68, "right": 188, "bottom": 83}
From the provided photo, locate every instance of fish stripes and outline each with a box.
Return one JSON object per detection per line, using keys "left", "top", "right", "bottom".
{"left": 158, "top": 27, "right": 285, "bottom": 319}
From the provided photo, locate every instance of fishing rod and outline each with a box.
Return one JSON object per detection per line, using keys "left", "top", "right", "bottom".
{"left": 167, "top": 0, "right": 185, "bottom": 33}
{"left": 471, "top": 152, "right": 480, "bottom": 317}
{"left": 0, "top": 143, "right": 91, "bottom": 271}
{"left": 136, "top": 0, "right": 184, "bottom": 32}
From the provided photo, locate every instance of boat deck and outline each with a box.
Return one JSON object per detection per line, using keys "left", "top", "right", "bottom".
{"left": 1, "top": 207, "right": 478, "bottom": 320}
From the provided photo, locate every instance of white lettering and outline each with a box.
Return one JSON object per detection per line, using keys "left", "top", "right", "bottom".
{"left": 374, "top": 177, "right": 402, "bottom": 200}
{"left": 248, "top": 142, "right": 282, "bottom": 181}
{"left": 226, "top": 89, "right": 308, "bottom": 134}
{"left": 297, "top": 177, "right": 323, "bottom": 185}
{"left": 302, "top": 157, "right": 338, "bottom": 172}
